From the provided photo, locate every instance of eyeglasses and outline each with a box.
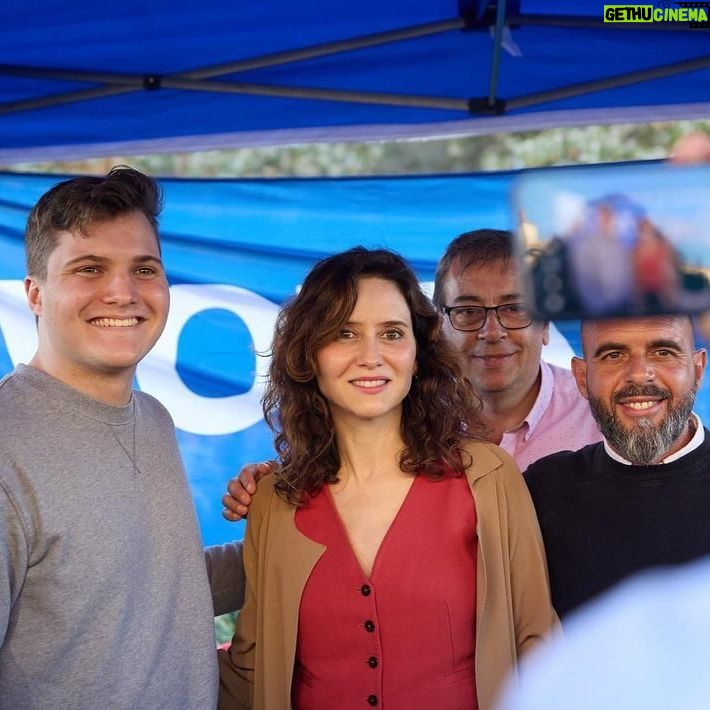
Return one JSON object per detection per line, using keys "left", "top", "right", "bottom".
{"left": 442, "top": 303, "right": 533, "bottom": 332}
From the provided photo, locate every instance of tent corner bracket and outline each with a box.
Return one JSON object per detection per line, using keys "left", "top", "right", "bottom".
{"left": 143, "top": 74, "right": 163, "bottom": 91}
{"left": 467, "top": 97, "right": 506, "bottom": 115}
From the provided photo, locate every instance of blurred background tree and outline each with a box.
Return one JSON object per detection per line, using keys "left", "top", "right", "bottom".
{"left": 4, "top": 120, "right": 709, "bottom": 178}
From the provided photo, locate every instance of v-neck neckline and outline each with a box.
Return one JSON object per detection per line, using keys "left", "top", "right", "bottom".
{"left": 323, "top": 475, "right": 420, "bottom": 581}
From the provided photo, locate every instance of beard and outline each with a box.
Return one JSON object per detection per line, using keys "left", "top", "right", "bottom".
{"left": 588, "top": 383, "right": 696, "bottom": 466}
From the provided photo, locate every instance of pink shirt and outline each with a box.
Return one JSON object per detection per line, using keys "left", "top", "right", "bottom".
{"left": 499, "top": 360, "right": 601, "bottom": 473}
{"left": 293, "top": 473, "right": 478, "bottom": 710}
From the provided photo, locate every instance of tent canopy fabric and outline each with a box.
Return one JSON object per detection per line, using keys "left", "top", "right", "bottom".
{"left": 2, "top": 0, "right": 709, "bottom": 162}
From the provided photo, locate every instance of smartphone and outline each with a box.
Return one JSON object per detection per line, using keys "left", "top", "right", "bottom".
{"left": 512, "top": 162, "right": 710, "bottom": 321}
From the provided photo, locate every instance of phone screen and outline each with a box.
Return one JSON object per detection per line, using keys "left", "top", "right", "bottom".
{"left": 512, "top": 162, "right": 710, "bottom": 321}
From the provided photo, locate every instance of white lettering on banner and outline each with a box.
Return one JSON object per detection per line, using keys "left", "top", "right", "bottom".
{"left": 0, "top": 279, "right": 574, "bottom": 435}
{"left": 0, "top": 280, "right": 278, "bottom": 437}
{"left": 137, "top": 284, "right": 278, "bottom": 436}
{"left": 0, "top": 280, "right": 37, "bottom": 365}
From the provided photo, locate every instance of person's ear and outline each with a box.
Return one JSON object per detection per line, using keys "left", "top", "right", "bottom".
{"left": 571, "top": 355, "right": 589, "bottom": 400}
{"left": 25, "top": 276, "right": 43, "bottom": 317}
{"left": 693, "top": 348, "right": 707, "bottom": 389}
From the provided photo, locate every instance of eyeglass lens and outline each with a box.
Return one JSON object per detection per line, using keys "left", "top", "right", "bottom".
{"left": 449, "top": 304, "right": 531, "bottom": 330}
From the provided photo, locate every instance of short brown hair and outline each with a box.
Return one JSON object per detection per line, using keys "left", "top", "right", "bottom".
{"left": 263, "top": 247, "right": 483, "bottom": 505}
{"left": 25, "top": 165, "right": 163, "bottom": 279}
{"left": 432, "top": 229, "right": 514, "bottom": 306}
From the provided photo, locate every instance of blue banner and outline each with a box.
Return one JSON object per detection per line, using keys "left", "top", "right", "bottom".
{"left": 2, "top": 168, "right": 708, "bottom": 545}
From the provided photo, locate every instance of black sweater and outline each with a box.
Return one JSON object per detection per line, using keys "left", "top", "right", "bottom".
{"left": 524, "top": 433, "right": 710, "bottom": 619}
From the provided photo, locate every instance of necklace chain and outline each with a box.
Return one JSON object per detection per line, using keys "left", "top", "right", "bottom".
{"left": 109, "top": 403, "right": 139, "bottom": 476}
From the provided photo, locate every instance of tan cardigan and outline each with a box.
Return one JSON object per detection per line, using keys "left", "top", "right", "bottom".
{"left": 218, "top": 441, "right": 557, "bottom": 710}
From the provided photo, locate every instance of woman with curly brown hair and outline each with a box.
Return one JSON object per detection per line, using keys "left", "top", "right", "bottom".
{"left": 217, "top": 247, "right": 556, "bottom": 710}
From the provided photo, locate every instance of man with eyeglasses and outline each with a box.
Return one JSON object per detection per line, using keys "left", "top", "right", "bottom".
{"left": 431, "top": 229, "right": 601, "bottom": 472}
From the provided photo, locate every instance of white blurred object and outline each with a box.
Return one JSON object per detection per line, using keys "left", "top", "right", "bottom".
{"left": 498, "top": 557, "right": 710, "bottom": 710}
{"left": 552, "top": 191, "right": 586, "bottom": 237}
{"left": 490, "top": 25, "right": 522, "bottom": 57}
{"left": 542, "top": 322, "right": 575, "bottom": 369}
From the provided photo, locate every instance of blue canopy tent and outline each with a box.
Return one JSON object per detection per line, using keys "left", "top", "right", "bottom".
{"left": 1, "top": 0, "right": 709, "bottom": 544}
{"left": 1, "top": 0, "right": 709, "bottom": 162}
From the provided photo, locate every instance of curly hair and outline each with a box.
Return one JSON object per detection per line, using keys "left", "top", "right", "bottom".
{"left": 263, "top": 247, "right": 484, "bottom": 504}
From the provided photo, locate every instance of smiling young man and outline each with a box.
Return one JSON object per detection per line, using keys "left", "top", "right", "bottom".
{"left": 0, "top": 168, "right": 217, "bottom": 708}
{"left": 524, "top": 314, "right": 710, "bottom": 619}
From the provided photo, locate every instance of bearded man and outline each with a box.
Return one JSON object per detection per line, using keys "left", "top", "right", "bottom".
{"left": 524, "top": 315, "right": 710, "bottom": 619}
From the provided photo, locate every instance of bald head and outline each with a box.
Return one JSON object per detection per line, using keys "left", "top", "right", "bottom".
{"left": 670, "top": 131, "right": 710, "bottom": 165}
{"left": 579, "top": 315, "right": 697, "bottom": 358}
{"left": 573, "top": 314, "right": 706, "bottom": 464}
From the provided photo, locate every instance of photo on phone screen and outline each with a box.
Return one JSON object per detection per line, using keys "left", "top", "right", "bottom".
{"left": 512, "top": 162, "right": 710, "bottom": 321}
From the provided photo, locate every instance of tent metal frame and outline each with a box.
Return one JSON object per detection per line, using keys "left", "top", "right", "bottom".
{"left": 0, "top": 8, "right": 708, "bottom": 119}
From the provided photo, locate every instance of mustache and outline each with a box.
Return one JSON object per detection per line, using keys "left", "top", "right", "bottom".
{"left": 613, "top": 383, "right": 671, "bottom": 403}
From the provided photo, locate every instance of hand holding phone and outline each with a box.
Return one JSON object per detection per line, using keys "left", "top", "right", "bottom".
{"left": 513, "top": 163, "right": 710, "bottom": 321}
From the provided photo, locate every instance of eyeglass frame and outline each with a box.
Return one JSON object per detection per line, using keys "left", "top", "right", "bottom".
{"left": 441, "top": 303, "right": 534, "bottom": 332}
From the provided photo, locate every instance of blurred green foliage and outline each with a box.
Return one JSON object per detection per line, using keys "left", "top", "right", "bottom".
{"left": 214, "top": 612, "right": 237, "bottom": 646}
{"left": 4, "top": 120, "right": 709, "bottom": 178}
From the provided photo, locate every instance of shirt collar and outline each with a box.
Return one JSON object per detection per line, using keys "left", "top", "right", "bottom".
{"left": 519, "top": 360, "right": 553, "bottom": 440}
{"left": 604, "top": 413, "right": 705, "bottom": 465}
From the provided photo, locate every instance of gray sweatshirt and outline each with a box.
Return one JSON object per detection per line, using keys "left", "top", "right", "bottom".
{"left": 0, "top": 365, "right": 217, "bottom": 709}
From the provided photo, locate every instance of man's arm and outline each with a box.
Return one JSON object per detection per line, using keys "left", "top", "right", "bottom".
{"left": 222, "top": 461, "right": 276, "bottom": 522}
{"left": 207, "top": 462, "right": 277, "bottom": 615}
{"left": 204, "top": 540, "right": 246, "bottom": 616}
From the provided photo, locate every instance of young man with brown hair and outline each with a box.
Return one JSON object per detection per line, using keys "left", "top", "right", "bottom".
{"left": 0, "top": 167, "right": 217, "bottom": 708}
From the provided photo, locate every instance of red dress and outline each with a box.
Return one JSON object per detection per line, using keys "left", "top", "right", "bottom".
{"left": 293, "top": 473, "right": 478, "bottom": 709}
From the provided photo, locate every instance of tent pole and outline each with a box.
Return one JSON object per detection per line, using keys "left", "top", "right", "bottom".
{"left": 0, "top": 17, "right": 466, "bottom": 116}
{"left": 0, "top": 65, "right": 147, "bottom": 86}
{"left": 0, "top": 87, "right": 134, "bottom": 115}
{"left": 0, "top": 64, "right": 470, "bottom": 113}
{"left": 187, "top": 18, "right": 466, "bottom": 77}
{"left": 4, "top": 54, "right": 707, "bottom": 116}
{"left": 507, "top": 55, "right": 710, "bottom": 110}
{"left": 488, "top": 0, "right": 508, "bottom": 109}
{"left": 161, "top": 77, "right": 470, "bottom": 111}
{"left": 2, "top": 24, "right": 705, "bottom": 118}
